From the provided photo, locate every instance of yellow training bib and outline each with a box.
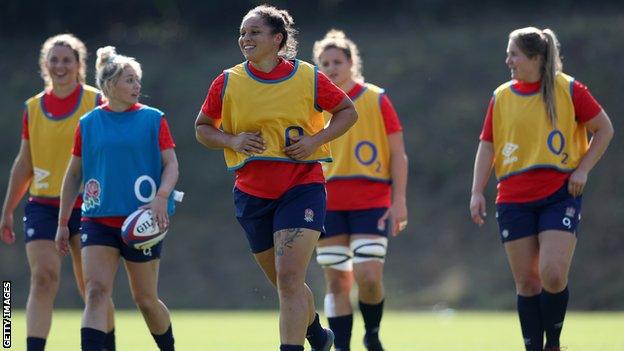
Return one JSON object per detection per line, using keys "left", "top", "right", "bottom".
{"left": 324, "top": 83, "right": 391, "bottom": 183}
{"left": 26, "top": 85, "right": 100, "bottom": 197}
{"left": 220, "top": 60, "right": 331, "bottom": 170}
{"left": 492, "top": 73, "right": 588, "bottom": 180}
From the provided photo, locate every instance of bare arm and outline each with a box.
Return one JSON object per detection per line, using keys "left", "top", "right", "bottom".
{"left": 195, "top": 112, "right": 265, "bottom": 156}
{"left": 568, "top": 110, "right": 614, "bottom": 197}
{"left": 380, "top": 132, "right": 409, "bottom": 236}
{"left": 1, "top": 140, "right": 33, "bottom": 244}
{"left": 469, "top": 141, "right": 495, "bottom": 226}
{"left": 145, "top": 148, "right": 179, "bottom": 229}
{"left": 316, "top": 97, "right": 358, "bottom": 143}
{"left": 284, "top": 97, "right": 358, "bottom": 160}
{"left": 56, "top": 155, "right": 82, "bottom": 254}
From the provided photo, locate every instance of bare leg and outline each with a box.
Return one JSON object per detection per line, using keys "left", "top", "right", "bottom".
{"left": 274, "top": 228, "right": 321, "bottom": 345}
{"left": 25, "top": 241, "right": 61, "bottom": 338}
{"left": 318, "top": 234, "right": 353, "bottom": 316}
{"left": 538, "top": 230, "right": 576, "bottom": 293}
{"left": 124, "top": 259, "right": 171, "bottom": 334}
{"left": 69, "top": 235, "right": 115, "bottom": 333}
{"left": 254, "top": 247, "right": 318, "bottom": 326}
{"left": 81, "top": 246, "right": 119, "bottom": 332}
{"left": 352, "top": 234, "right": 385, "bottom": 304}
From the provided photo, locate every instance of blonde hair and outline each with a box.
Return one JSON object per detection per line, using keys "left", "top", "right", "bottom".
{"left": 95, "top": 46, "right": 142, "bottom": 99}
{"left": 39, "top": 33, "right": 87, "bottom": 89}
{"left": 510, "top": 27, "right": 563, "bottom": 127}
{"left": 313, "top": 29, "right": 364, "bottom": 83}
{"left": 244, "top": 5, "right": 298, "bottom": 59}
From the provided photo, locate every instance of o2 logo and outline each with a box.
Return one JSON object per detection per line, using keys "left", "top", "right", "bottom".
{"left": 562, "top": 217, "right": 572, "bottom": 229}
{"left": 547, "top": 130, "right": 568, "bottom": 164}
{"left": 355, "top": 141, "right": 381, "bottom": 172}
{"left": 134, "top": 175, "right": 156, "bottom": 203}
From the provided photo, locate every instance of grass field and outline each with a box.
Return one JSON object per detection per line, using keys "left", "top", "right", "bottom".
{"left": 6, "top": 310, "right": 623, "bottom": 350}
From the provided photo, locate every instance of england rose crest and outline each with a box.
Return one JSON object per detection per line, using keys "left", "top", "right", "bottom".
{"left": 304, "top": 208, "right": 314, "bottom": 223}
{"left": 83, "top": 178, "right": 101, "bottom": 211}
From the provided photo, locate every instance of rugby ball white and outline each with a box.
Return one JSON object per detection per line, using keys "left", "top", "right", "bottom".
{"left": 121, "top": 208, "right": 168, "bottom": 250}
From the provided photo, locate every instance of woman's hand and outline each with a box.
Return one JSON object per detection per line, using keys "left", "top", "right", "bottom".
{"left": 470, "top": 192, "right": 487, "bottom": 226}
{"left": 283, "top": 135, "right": 320, "bottom": 160}
{"left": 230, "top": 132, "right": 265, "bottom": 156}
{"left": 140, "top": 195, "right": 169, "bottom": 231}
{"left": 378, "top": 199, "right": 408, "bottom": 236}
{"left": 568, "top": 169, "right": 588, "bottom": 197}
{"left": 55, "top": 225, "right": 70, "bottom": 255}
{"left": 0, "top": 213, "right": 16, "bottom": 245}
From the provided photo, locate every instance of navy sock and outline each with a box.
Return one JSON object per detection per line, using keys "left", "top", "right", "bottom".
{"left": 26, "top": 337, "right": 46, "bottom": 351}
{"left": 541, "top": 287, "right": 569, "bottom": 348}
{"left": 81, "top": 327, "right": 107, "bottom": 351}
{"left": 151, "top": 324, "right": 175, "bottom": 351}
{"left": 328, "top": 314, "right": 353, "bottom": 350}
{"left": 280, "top": 345, "right": 304, "bottom": 351}
{"left": 103, "top": 329, "right": 116, "bottom": 351}
{"left": 517, "top": 294, "right": 543, "bottom": 351}
{"left": 359, "top": 300, "right": 384, "bottom": 339}
{"left": 306, "top": 313, "right": 327, "bottom": 349}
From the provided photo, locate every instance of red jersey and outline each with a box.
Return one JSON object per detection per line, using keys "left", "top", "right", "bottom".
{"left": 480, "top": 79, "right": 602, "bottom": 203}
{"left": 326, "top": 82, "right": 403, "bottom": 210}
{"left": 200, "top": 58, "right": 348, "bottom": 199}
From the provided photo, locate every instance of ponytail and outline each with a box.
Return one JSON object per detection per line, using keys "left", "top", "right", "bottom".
{"left": 509, "top": 27, "right": 563, "bottom": 127}
{"left": 541, "top": 29, "right": 562, "bottom": 127}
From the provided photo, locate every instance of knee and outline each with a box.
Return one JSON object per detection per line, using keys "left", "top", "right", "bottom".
{"left": 132, "top": 293, "right": 160, "bottom": 312}
{"left": 326, "top": 274, "right": 351, "bottom": 296}
{"left": 355, "top": 269, "right": 382, "bottom": 291}
{"left": 85, "top": 281, "right": 111, "bottom": 308}
{"left": 540, "top": 265, "right": 568, "bottom": 292}
{"left": 276, "top": 269, "right": 304, "bottom": 298}
{"left": 30, "top": 268, "right": 60, "bottom": 295}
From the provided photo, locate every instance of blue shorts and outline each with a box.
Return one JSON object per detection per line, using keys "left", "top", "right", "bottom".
{"left": 80, "top": 220, "right": 162, "bottom": 262}
{"left": 496, "top": 184, "right": 582, "bottom": 243}
{"left": 23, "top": 201, "right": 81, "bottom": 243}
{"left": 323, "top": 207, "right": 389, "bottom": 238}
{"left": 234, "top": 183, "right": 326, "bottom": 254}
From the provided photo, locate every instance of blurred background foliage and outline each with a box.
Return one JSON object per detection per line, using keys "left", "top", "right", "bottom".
{"left": 0, "top": 0, "right": 622, "bottom": 310}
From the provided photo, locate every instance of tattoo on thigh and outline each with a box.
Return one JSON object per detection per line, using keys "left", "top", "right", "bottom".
{"left": 275, "top": 228, "right": 304, "bottom": 256}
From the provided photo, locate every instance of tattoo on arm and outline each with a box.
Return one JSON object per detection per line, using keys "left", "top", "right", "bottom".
{"left": 275, "top": 228, "right": 304, "bottom": 256}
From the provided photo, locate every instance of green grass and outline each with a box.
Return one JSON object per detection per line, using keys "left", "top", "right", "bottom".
{"left": 6, "top": 310, "right": 623, "bottom": 350}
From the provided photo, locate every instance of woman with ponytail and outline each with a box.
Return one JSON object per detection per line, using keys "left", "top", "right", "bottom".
{"left": 469, "top": 27, "right": 613, "bottom": 351}
{"left": 195, "top": 5, "right": 357, "bottom": 351}
{"left": 56, "top": 46, "right": 179, "bottom": 351}
{"left": 0, "top": 34, "right": 116, "bottom": 351}
{"left": 312, "top": 29, "right": 408, "bottom": 351}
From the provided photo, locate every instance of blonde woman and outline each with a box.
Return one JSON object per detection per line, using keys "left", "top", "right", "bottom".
{"left": 56, "top": 46, "right": 178, "bottom": 351}
{"left": 0, "top": 34, "right": 115, "bottom": 351}
{"left": 470, "top": 27, "right": 613, "bottom": 351}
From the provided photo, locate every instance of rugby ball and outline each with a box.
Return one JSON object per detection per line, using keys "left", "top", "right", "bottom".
{"left": 121, "top": 208, "right": 168, "bottom": 250}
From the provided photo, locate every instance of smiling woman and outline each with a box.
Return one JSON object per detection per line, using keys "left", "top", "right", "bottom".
{"left": 55, "top": 46, "right": 180, "bottom": 351}
{"left": 194, "top": 5, "right": 358, "bottom": 351}
{"left": 0, "top": 33, "right": 117, "bottom": 351}
{"left": 470, "top": 27, "right": 614, "bottom": 351}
